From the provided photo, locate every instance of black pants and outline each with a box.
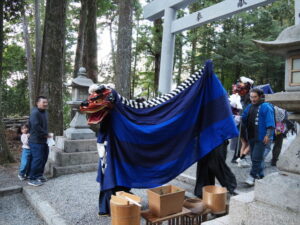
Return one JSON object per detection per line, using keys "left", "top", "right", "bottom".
{"left": 272, "top": 133, "right": 284, "bottom": 165}
{"left": 98, "top": 186, "right": 131, "bottom": 214}
{"left": 28, "top": 143, "right": 49, "bottom": 180}
{"left": 194, "top": 142, "right": 237, "bottom": 197}
{"left": 231, "top": 139, "right": 241, "bottom": 162}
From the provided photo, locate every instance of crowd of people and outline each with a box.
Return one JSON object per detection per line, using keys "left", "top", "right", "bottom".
{"left": 15, "top": 77, "right": 296, "bottom": 217}
{"left": 193, "top": 76, "right": 296, "bottom": 197}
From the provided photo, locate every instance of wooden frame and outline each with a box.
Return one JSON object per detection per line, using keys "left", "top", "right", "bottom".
{"left": 288, "top": 55, "right": 300, "bottom": 86}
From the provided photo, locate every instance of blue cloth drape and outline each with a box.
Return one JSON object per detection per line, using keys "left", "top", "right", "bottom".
{"left": 97, "top": 60, "right": 238, "bottom": 191}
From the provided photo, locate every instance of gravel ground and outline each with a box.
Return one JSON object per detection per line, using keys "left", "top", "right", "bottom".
{"left": 0, "top": 164, "right": 27, "bottom": 189}
{"left": 28, "top": 171, "right": 201, "bottom": 225}
{"left": 0, "top": 134, "right": 295, "bottom": 225}
{"left": 0, "top": 193, "right": 46, "bottom": 225}
{"left": 31, "top": 172, "right": 108, "bottom": 225}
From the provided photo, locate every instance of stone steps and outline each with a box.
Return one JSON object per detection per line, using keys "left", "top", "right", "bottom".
{"left": 254, "top": 172, "right": 300, "bottom": 213}
{"left": 49, "top": 146, "right": 99, "bottom": 167}
{"left": 45, "top": 136, "right": 99, "bottom": 177}
{"left": 55, "top": 136, "right": 97, "bottom": 153}
{"left": 203, "top": 171, "right": 300, "bottom": 225}
{"left": 47, "top": 162, "right": 98, "bottom": 177}
{"left": 229, "top": 191, "right": 300, "bottom": 225}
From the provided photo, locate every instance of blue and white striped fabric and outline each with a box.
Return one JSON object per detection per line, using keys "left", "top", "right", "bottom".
{"left": 97, "top": 60, "right": 238, "bottom": 191}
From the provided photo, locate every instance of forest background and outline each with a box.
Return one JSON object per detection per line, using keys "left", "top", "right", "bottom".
{"left": 0, "top": 0, "right": 295, "bottom": 162}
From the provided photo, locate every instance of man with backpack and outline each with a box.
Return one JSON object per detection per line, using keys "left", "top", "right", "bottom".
{"left": 242, "top": 88, "right": 275, "bottom": 186}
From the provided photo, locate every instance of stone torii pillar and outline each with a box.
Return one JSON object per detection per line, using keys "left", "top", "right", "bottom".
{"left": 296, "top": 0, "right": 300, "bottom": 25}
{"left": 144, "top": 0, "right": 197, "bottom": 94}
{"left": 143, "top": 0, "right": 277, "bottom": 94}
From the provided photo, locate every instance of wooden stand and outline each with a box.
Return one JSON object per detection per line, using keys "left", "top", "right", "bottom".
{"left": 141, "top": 207, "right": 191, "bottom": 225}
{"left": 183, "top": 208, "right": 211, "bottom": 225}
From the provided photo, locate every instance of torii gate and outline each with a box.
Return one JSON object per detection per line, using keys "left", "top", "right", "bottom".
{"left": 143, "top": 0, "right": 282, "bottom": 94}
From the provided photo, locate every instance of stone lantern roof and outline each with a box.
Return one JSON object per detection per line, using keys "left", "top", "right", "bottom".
{"left": 253, "top": 24, "right": 300, "bottom": 56}
{"left": 72, "top": 67, "right": 94, "bottom": 87}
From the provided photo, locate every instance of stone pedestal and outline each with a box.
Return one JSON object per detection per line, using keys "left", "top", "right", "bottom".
{"left": 46, "top": 136, "right": 98, "bottom": 177}
{"left": 46, "top": 108, "right": 97, "bottom": 177}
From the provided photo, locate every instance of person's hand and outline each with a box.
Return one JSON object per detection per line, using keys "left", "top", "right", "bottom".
{"left": 263, "top": 136, "right": 270, "bottom": 145}
{"left": 47, "top": 133, "right": 54, "bottom": 138}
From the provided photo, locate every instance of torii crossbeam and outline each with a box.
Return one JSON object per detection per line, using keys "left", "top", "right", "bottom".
{"left": 143, "top": 0, "right": 278, "bottom": 94}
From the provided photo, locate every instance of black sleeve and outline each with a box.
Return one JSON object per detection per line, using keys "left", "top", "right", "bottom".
{"left": 30, "top": 112, "right": 48, "bottom": 137}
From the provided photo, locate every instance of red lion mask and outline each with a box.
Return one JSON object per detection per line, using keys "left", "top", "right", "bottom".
{"left": 80, "top": 85, "right": 114, "bottom": 124}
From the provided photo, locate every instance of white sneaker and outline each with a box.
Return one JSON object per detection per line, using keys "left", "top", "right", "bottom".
{"left": 240, "top": 159, "right": 250, "bottom": 168}
{"left": 245, "top": 176, "right": 255, "bottom": 186}
{"left": 236, "top": 158, "right": 242, "bottom": 167}
{"left": 18, "top": 174, "right": 26, "bottom": 181}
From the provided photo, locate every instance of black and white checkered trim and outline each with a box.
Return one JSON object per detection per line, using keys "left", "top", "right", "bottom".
{"left": 118, "top": 68, "right": 204, "bottom": 109}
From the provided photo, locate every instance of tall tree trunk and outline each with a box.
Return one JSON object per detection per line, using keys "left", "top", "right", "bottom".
{"left": 35, "top": 0, "right": 42, "bottom": 99}
{"left": 109, "top": 20, "right": 117, "bottom": 77}
{"left": 73, "top": 0, "right": 87, "bottom": 78}
{"left": 115, "top": 0, "right": 133, "bottom": 98}
{"left": 0, "top": 0, "right": 14, "bottom": 164}
{"left": 176, "top": 34, "right": 183, "bottom": 86}
{"left": 153, "top": 18, "right": 162, "bottom": 96}
{"left": 82, "top": 0, "right": 98, "bottom": 83}
{"left": 39, "top": 0, "right": 67, "bottom": 136}
{"left": 131, "top": 19, "right": 140, "bottom": 98}
{"left": 21, "top": 8, "right": 35, "bottom": 109}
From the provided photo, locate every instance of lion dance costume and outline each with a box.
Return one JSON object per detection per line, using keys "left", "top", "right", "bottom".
{"left": 80, "top": 60, "right": 238, "bottom": 214}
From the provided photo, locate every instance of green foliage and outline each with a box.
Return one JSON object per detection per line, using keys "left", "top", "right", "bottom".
{"left": 210, "top": 3, "right": 293, "bottom": 92}
{"left": 2, "top": 44, "right": 29, "bottom": 117}
{"left": 3, "top": 0, "right": 24, "bottom": 21}
{"left": 2, "top": 44, "right": 26, "bottom": 77}
{"left": 170, "top": 0, "right": 294, "bottom": 93}
{"left": 2, "top": 78, "right": 30, "bottom": 117}
{"left": 1, "top": 0, "right": 296, "bottom": 123}
{"left": 134, "top": 71, "right": 156, "bottom": 99}
{"left": 97, "top": 0, "right": 118, "bottom": 17}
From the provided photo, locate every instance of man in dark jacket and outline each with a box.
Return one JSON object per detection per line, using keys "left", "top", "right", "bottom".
{"left": 28, "top": 96, "right": 49, "bottom": 186}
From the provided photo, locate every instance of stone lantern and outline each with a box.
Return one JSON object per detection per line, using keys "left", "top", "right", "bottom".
{"left": 46, "top": 67, "right": 98, "bottom": 177}
{"left": 254, "top": 24, "right": 300, "bottom": 92}
{"left": 253, "top": 24, "right": 300, "bottom": 122}
{"left": 65, "top": 67, "right": 95, "bottom": 140}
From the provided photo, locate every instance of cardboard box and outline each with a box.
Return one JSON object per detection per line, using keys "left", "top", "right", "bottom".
{"left": 147, "top": 185, "right": 185, "bottom": 217}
